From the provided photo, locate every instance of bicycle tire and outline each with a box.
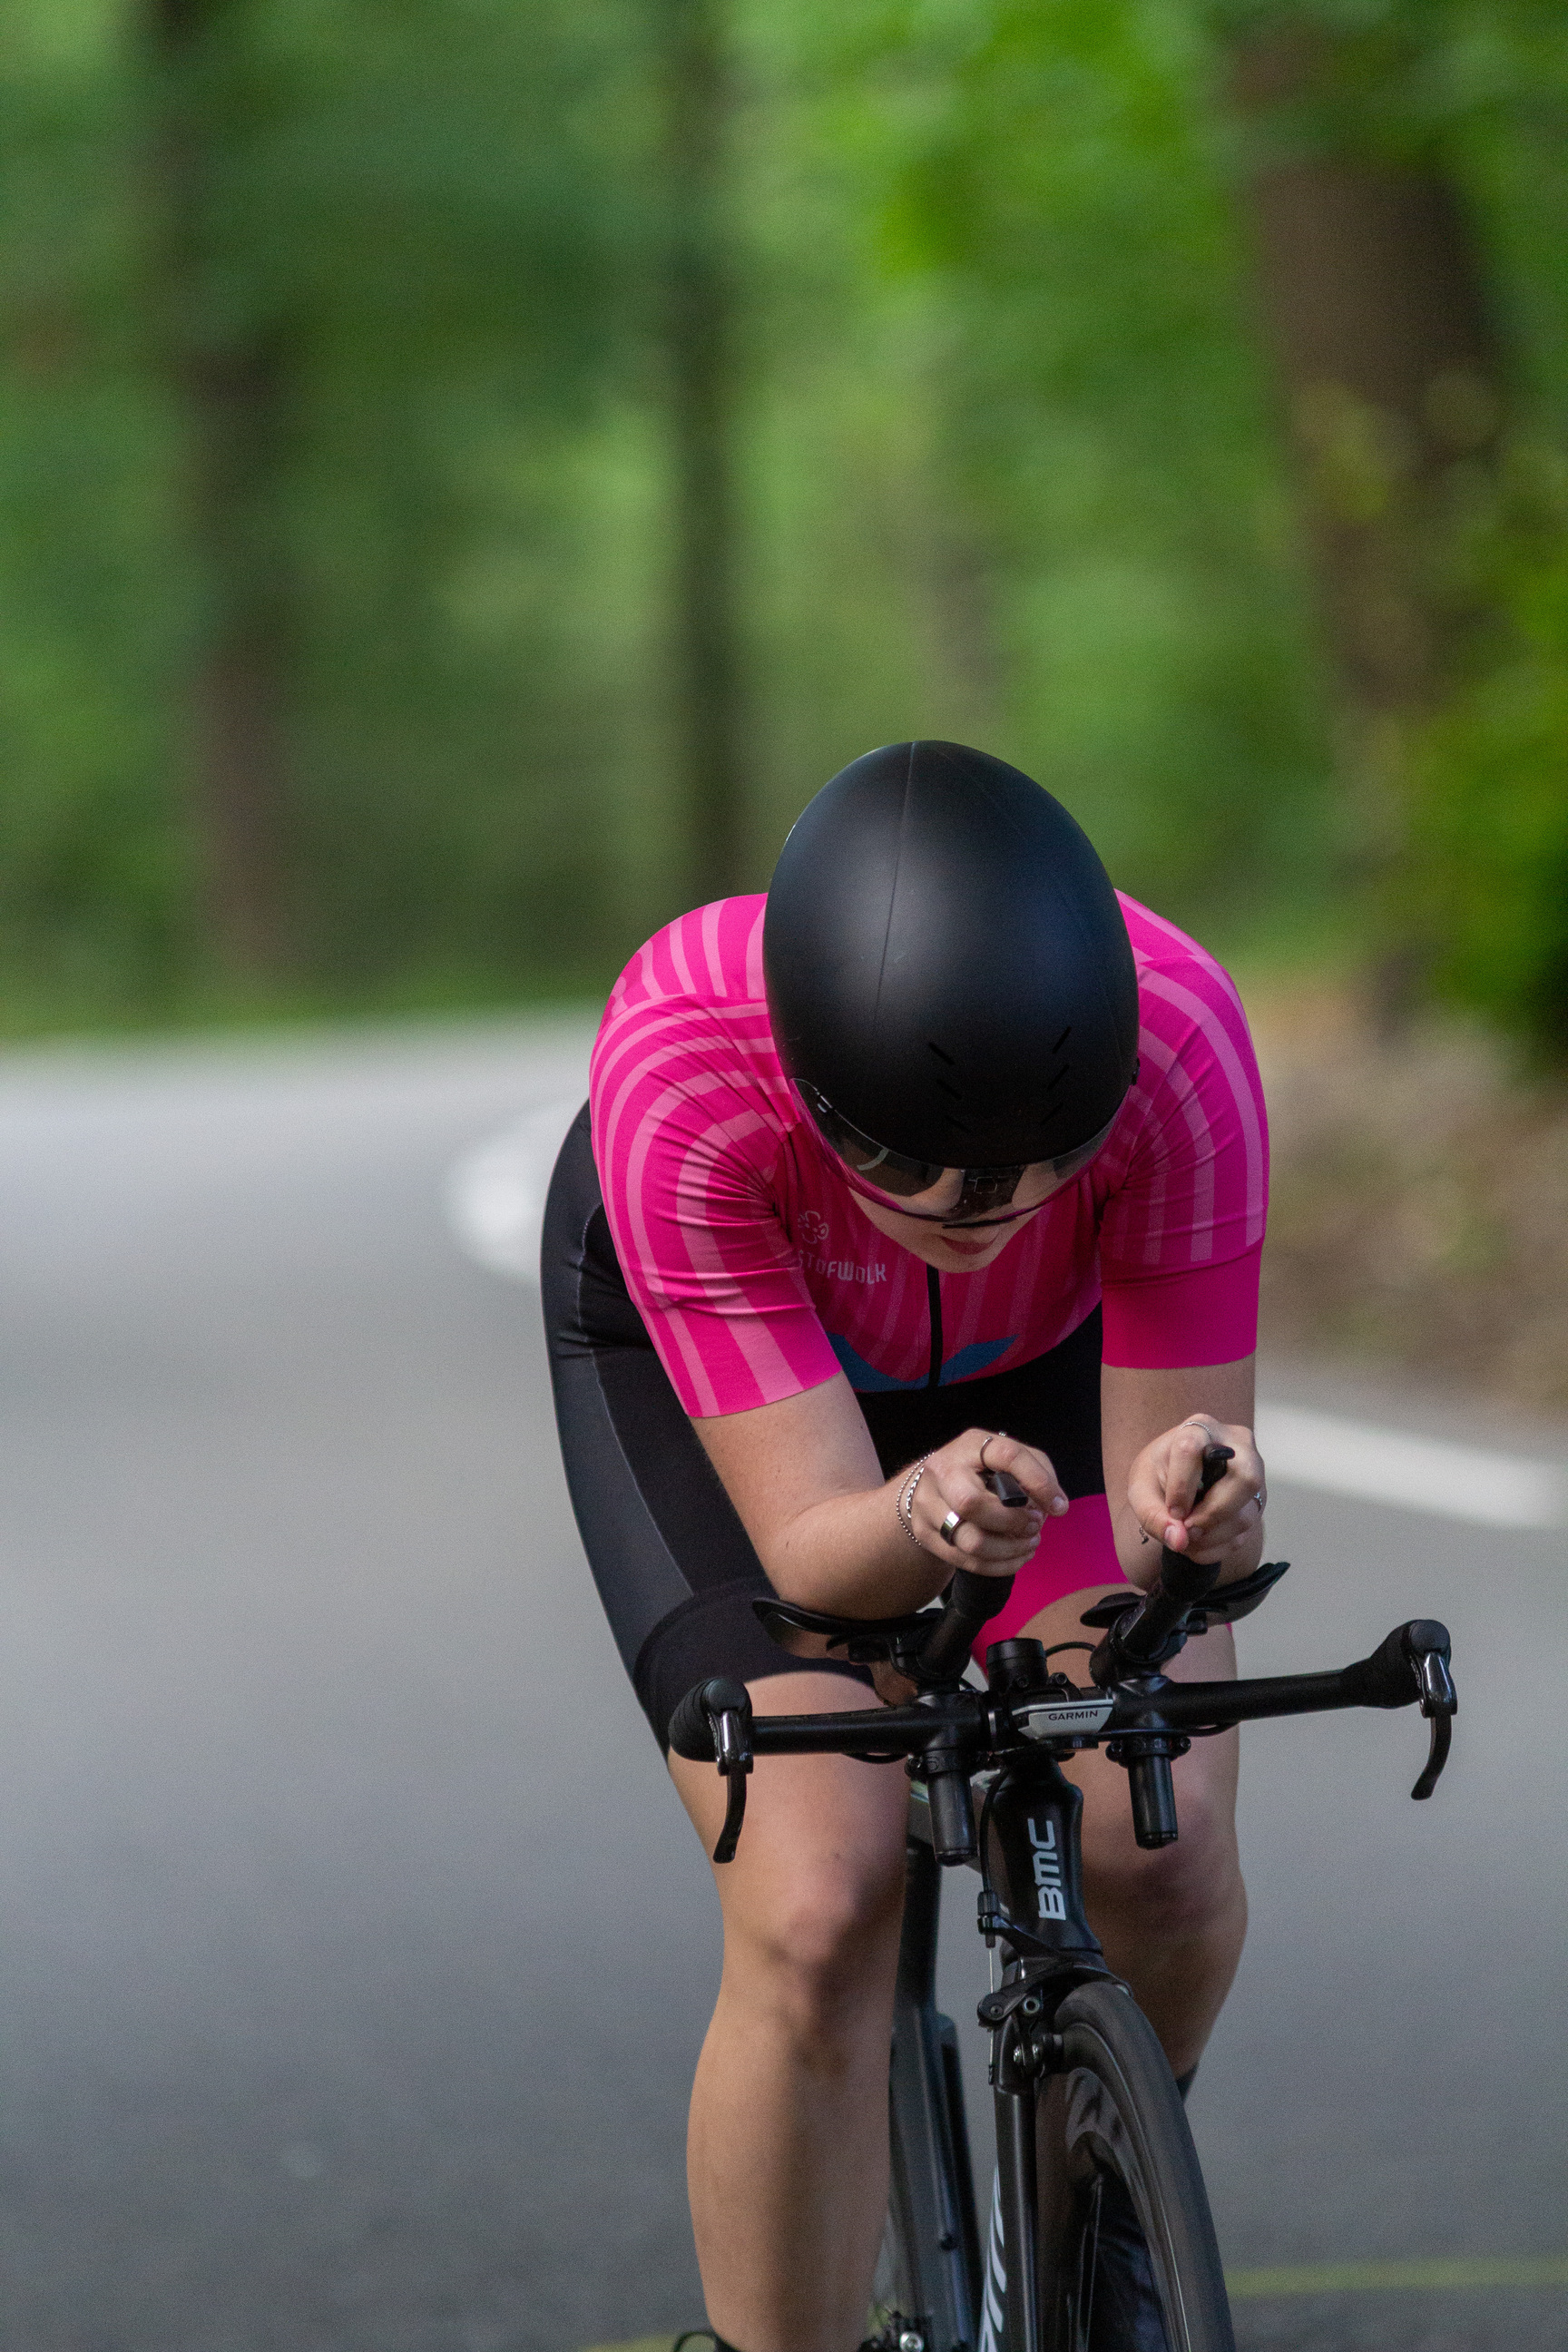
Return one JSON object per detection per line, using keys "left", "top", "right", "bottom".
{"left": 1030, "top": 1981, "right": 1233, "bottom": 2352}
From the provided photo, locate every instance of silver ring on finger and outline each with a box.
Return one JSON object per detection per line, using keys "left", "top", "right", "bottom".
{"left": 939, "top": 1508, "right": 963, "bottom": 1546}
{"left": 979, "top": 1430, "right": 1005, "bottom": 1471}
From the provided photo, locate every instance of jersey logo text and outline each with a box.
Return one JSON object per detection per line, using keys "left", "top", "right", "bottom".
{"left": 803, "top": 1250, "right": 887, "bottom": 1285}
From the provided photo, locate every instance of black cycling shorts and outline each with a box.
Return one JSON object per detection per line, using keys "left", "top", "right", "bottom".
{"left": 542, "top": 1102, "right": 1107, "bottom": 1752}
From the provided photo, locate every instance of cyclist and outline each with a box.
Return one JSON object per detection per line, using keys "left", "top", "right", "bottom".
{"left": 543, "top": 741, "right": 1269, "bottom": 2352}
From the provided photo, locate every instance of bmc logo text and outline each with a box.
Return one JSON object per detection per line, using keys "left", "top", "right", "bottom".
{"left": 1029, "top": 1816, "right": 1066, "bottom": 1922}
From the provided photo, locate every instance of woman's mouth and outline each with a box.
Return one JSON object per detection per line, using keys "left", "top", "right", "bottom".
{"left": 939, "top": 1229, "right": 994, "bottom": 1259}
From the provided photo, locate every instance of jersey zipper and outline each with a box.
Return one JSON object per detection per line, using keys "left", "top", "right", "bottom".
{"left": 926, "top": 1264, "right": 944, "bottom": 1391}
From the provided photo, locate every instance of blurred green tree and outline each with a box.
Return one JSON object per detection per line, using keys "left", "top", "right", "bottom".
{"left": 0, "top": 0, "right": 186, "bottom": 1012}
{"left": 150, "top": 0, "right": 294, "bottom": 975}
{"left": 772, "top": 0, "right": 1334, "bottom": 926}
{"left": 663, "top": 0, "right": 747, "bottom": 905}
{"left": 1226, "top": 14, "right": 1503, "bottom": 740}
{"left": 2, "top": 0, "right": 666, "bottom": 1009}
{"left": 155, "top": 0, "right": 662, "bottom": 987}
{"left": 1399, "top": 441, "right": 1568, "bottom": 1049}
{"left": 1214, "top": 0, "right": 1568, "bottom": 1040}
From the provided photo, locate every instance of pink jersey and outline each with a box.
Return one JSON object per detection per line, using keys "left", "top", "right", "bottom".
{"left": 589, "top": 894, "right": 1268, "bottom": 1421}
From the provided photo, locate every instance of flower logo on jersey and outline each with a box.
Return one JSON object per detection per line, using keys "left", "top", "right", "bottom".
{"left": 799, "top": 1209, "right": 829, "bottom": 1249}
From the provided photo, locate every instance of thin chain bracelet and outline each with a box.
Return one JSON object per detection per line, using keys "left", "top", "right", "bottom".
{"left": 897, "top": 1458, "right": 930, "bottom": 1545}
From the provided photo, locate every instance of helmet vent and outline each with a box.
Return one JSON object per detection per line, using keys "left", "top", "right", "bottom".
{"left": 927, "top": 1041, "right": 965, "bottom": 1107}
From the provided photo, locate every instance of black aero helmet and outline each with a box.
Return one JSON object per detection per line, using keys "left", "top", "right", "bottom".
{"left": 763, "top": 741, "right": 1139, "bottom": 1178}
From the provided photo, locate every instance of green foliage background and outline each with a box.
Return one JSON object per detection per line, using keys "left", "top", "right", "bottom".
{"left": 0, "top": 0, "right": 1563, "bottom": 1032}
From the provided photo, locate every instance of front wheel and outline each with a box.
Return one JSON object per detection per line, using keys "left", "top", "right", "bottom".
{"left": 1029, "top": 1981, "right": 1233, "bottom": 2352}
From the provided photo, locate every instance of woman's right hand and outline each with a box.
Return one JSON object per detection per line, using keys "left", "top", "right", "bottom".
{"left": 904, "top": 1426, "right": 1067, "bottom": 1573}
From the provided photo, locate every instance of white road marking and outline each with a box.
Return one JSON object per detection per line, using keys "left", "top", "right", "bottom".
{"left": 443, "top": 1119, "right": 1568, "bottom": 1531}
{"left": 1255, "top": 1402, "right": 1567, "bottom": 1530}
{"left": 444, "top": 1095, "right": 583, "bottom": 1281}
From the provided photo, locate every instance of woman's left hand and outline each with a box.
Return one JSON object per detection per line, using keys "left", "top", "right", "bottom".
{"left": 1127, "top": 1415, "right": 1266, "bottom": 1574}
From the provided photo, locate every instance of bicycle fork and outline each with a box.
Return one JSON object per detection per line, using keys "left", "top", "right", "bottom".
{"left": 889, "top": 1757, "right": 1106, "bottom": 2352}
{"left": 979, "top": 1759, "right": 1115, "bottom": 2352}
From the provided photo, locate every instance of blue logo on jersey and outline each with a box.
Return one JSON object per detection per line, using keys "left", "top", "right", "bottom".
{"left": 828, "top": 1333, "right": 1016, "bottom": 1393}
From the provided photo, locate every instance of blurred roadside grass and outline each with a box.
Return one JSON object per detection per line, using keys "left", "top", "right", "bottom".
{"left": 1249, "top": 982, "right": 1568, "bottom": 1415}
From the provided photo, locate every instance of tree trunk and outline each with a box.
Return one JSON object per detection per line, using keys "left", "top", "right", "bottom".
{"left": 1230, "top": 24, "right": 1503, "bottom": 732}
{"left": 151, "top": 0, "right": 292, "bottom": 975}
{"left": 664, "top": 0, "right": 745, "bottom": 906}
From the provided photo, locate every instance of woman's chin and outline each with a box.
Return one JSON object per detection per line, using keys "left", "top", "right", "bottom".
{"left": 851, "top": 1191, "right": 1029, "bottom": 1269}
{"left": 933, "top": 1229, "right": 1005, "bottom": 1267}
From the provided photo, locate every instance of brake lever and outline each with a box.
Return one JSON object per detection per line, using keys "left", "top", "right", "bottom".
{"left": 1406, "top": 1621, "right": 1456, "bottom": 1801}
{"left": 667, "top": 1676, "right": 756, "bottom": 1861}
{"left": 711, "top": 1693, "right": 755, "bottom": 1861}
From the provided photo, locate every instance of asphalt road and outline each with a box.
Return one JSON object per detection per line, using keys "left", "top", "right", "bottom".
{"left": 1, "top": 1022, "right": 1564, "bottom": 2352}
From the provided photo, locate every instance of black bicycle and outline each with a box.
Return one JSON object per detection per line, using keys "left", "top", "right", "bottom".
{"left": 670, "top": 1448, "right": 1458, "bottom": 2352}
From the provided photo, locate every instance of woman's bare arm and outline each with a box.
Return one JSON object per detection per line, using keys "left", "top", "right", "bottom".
{"left": 694, "top": 1353, "right": 1268, "bottom": 1618}
{"left": 691, "top": 1373, "right": 1064, "bottom": 1618}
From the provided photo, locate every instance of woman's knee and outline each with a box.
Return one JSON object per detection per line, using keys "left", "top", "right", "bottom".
{"left": 724, "top": 1838, "right": 906, "bottom": 2042}
{"left": 1081, "top": 1763, "right": 1240, "bottom": 1939}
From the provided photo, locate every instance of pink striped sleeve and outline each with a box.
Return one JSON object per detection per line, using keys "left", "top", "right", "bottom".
{"left": 1098, "top": 906, "right": 1269, "bottom": 1369}
{"left": 589, "top": 988, "right": 840, "bottom": 1419}
{"left": 1100, "top": 1248, "right": 1262, "bottom": 1369}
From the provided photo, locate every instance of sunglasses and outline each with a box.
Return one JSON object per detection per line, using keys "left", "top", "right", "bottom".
{"left": 798, "top": 1083, "right": 1122, "bottom": 1227}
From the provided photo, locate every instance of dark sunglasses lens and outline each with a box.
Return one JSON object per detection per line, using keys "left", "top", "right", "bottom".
{"left": 859, "top": 1152, "right": 946, "bottom": 1199}
{"left": 808, "top": 1094, "right": 944, "bottom": 1197}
